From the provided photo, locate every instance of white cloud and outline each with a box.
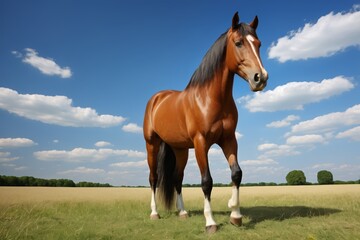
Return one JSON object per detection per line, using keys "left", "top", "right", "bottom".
{"left": 14, "top": 166, "right": 27, "bottom": 171}
{"left": 336, "top": 126, "right": 360, "bottom": 141}
{"left": 11, "top": 50, "right": 22, "bottom": 58}
{"left": 240, "top": 158, "right": 278, "bottom": 166}
{"left": 268, "top": 6, "right": 360, "bottom": 62}
{"left": 257, "top": 143, "right": 279, "bottom": 151}
{"left": 0, "top": 87, "right": 125, "bottom": 127}
{"left": 1, "top": 163, "right": 16, "bottom": 167}
{"left": 266, "top": 115, "right": 300, "bottom": 128}
{"left": 0, "top": 152, "right": 19, "bottom": 162}
{"left": 122, "top": 123, "right": 143, "bottom": 133}
{"left": 291, "top": 104, "right": 360, "bottom": 134}
{"left": 241, "top": 165, "right": 287, "bottom": 183}
{"left": 18, "top": 48, "right": 72, "bottom": 78}
{"left": 239, "top": 76, "right": 354, "bottom": 112}
{"left": 286, "top": 134, "right": 326, "bottom": 145}
{"left": 311, "top": 163, "right": 360, "bottom": 181}
{"left": 258, "top": 143, "right": 300, "bottom": 158}
{"left": 208, "top": 147, "right": 224, "bottom": 156}
{"left": 95, "top": 141, "right": 112, "bottom": 147}
{"left": 0, "top": 138, "right": 37, "bottom": 148}
{"left": 235, "top": 131, "right": 243, "bottom": 140}
{"left": 187, "top": 146, "right": 225, "bottom": 163}
{"left": 312, "top": 163, "right": 335, "bottom": 169}
{"left": 110, "top": 159, "right": 147, "bottom": 168}
{"left": 0, "top": 152, "right": 11, "bottom": 158}
{"left": 58, "top": 167, "right": 105, "bottom": 175}
{"left": 34, "top": 148, "right": 146, "bottom": 162}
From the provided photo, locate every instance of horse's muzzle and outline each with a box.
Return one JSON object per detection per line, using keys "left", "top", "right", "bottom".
{"left": 250, "top": 71, "right": 268, "bottom": 92}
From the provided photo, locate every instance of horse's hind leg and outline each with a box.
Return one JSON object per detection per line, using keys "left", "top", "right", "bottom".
{"left": 174, "top": 148, "right": 189, "bottom": 218}
{"left": 146, "top": 140, "right": 161, "bottom": 219}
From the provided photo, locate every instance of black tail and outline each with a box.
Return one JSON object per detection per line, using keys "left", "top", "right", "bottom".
{"left": 157, "top": 142, "right": 177, "bottom": 210}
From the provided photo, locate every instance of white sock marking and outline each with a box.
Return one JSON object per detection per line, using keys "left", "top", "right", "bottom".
{"left": 150, "top": 189, "right": 158, "bottom": 216}
{"left": 177, "top": 193, "right": 188, "bottom": 216}
{"left": 204, "top": 198, "right": 217, "bottom": 227}
{"left": 228, "top": 186, "right": 242, "bottom": 219}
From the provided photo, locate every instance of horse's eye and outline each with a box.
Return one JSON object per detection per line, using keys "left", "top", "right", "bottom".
{"left": 235, "top": 41, "right": 243, "bottom": 47}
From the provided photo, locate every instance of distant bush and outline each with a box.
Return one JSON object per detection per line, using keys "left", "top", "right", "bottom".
{"left": 317, "top": 170, "right": 334, "bottom": 184}
{"left": 286, "top": 170, "right": 306, "bottom": 185}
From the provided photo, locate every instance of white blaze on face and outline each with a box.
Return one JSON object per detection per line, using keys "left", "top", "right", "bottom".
{"left": 246, "top": 35, "right": 267, "bottom": 76}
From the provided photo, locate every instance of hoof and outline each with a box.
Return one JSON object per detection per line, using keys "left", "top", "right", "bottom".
{"left": 179, "top": 213, "right": 189, "bottom": 219}
{"left": 150, "top": 214, "right": 160, "bottom": 220}
{"left": 230, "top": 217, "right": 242, "bottom": 226}
{"left": 205, "top": 225, "right": 218, "bottom": 234}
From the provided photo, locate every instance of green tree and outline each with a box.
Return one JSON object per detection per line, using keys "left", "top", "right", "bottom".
{"left": 317, "top": 170, "right": 334, "bottom": 184}
{"left": 0, "top": 175, "right": 6, "bottom": 185}
{"left": 63, "top": 179, "right": 76, "bottom": 187}
{"left": 19, "top": 176, "right": 37, "bottom": 186}
{"left": 286, "top": 170, "right": 306, "bottom": 185}
{"left": 7, "top": 176, "right": 20, "bottom": 186}
{"left": 49, "top": 179, "right": 58, "bottom": 187}
{"left": 35, "top": 178, "right": 48, "bottom": 186}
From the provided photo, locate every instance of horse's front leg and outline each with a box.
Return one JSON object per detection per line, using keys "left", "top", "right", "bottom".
{"left": 194, "top": 135, "right": 217, "bottom": 233}
{"left": 228, "top": 164, "right": 242, "bottom": 226}
{"left": 220, "top": 136, "right": 243, "bottom": 226}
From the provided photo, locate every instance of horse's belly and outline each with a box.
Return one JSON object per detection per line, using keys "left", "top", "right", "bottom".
{"left": 153, "top": 118, "right": 193, "bottom": 148}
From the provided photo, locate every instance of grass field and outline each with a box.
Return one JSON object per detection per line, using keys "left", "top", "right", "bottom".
{"left": 1, "top": 185, "right": 359, "bottom": 239}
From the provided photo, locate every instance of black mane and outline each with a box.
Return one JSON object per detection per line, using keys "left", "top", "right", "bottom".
{"left": 186, "top": 32, "right": 227, "bottom": 89}
{"left": 186, "top": 23, "right": 256, "bottom": 89}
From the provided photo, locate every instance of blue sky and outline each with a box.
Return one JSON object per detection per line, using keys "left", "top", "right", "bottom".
{"left": 1, "top": 1, "right": 359, "bottom": 186}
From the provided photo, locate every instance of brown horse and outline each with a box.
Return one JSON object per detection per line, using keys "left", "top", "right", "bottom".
{"left": 143, "top": 12, "right": 268, "bottom": 233}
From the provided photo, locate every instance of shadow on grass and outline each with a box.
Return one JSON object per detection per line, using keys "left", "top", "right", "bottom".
{"left": 241, "top": 206, "right": 341, "bottom": 228}
{"left": 188, "top": 206, "right": 341, "bottom": 229}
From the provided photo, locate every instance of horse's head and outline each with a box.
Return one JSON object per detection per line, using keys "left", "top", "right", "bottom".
{"left": 226, "top": 12, "right": 268, "bottom": 92}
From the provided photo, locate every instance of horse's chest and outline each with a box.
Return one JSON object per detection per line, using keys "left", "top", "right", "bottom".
{"left": 208, "top": 120, "right": 223, "bottom": 139}
{"left": 205, "top": 114, "right": 234, "bottom": 141}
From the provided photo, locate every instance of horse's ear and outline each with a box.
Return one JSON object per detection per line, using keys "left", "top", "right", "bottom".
{"left": 250, "top": 15, "right": 258, "bottom": 30}
{"left": 232, "top": 12, "right": 240, "bottom": 29}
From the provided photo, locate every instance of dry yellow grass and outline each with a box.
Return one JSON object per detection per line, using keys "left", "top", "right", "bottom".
{"left": 1, "top": 185, "right": 358, "bottom": 205}
{"left": 0, "top": 187, "right": 149, "bottom": 204}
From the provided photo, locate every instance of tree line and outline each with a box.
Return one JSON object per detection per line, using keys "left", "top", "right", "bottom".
{"left": 0, "top": 175, "right": 112, "bottom": 187}
{"left": 1, "top": 171, "right": 358, "bottom": 187}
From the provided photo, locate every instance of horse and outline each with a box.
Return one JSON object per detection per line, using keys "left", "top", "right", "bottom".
{"left": 143, "top": 12, "right": 268, "bottom": 233}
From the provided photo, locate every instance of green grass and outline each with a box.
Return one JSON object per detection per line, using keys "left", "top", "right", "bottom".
{"left": 0, "top": 186, "right": 359, "bottom": 239}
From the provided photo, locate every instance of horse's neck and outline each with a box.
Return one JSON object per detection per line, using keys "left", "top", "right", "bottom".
{"left": 184, "top": 66, "right": 235, "bottom": 108}
{"left": 209, "top": 67, "right": 235, "bottom": 105}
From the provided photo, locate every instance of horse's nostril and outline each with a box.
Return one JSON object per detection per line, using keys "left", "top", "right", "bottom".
{"left": 254, "top": 73, "right": 260, "bottom": 83}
